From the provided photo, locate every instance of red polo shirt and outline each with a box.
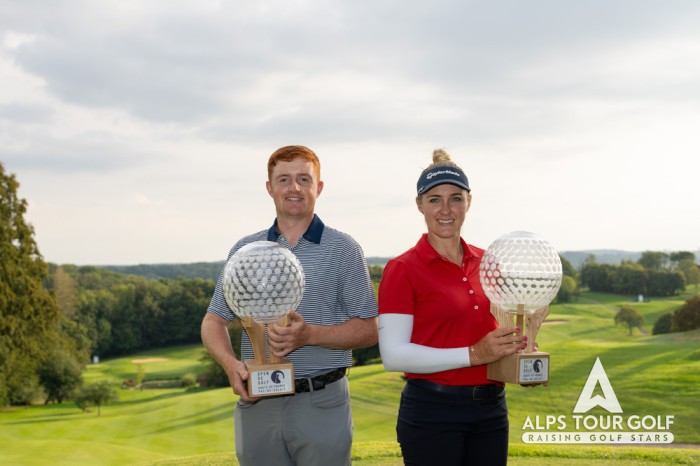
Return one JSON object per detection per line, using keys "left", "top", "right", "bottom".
{"left": 378, "top": 234, "right": 498, "bottom": 386}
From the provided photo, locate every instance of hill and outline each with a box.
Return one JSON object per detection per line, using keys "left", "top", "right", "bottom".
{"left": 101, "top": 262, "right": 224, "bottom": 281}
{"left": 96, "top": 250, "right": 700, "bottom": 281}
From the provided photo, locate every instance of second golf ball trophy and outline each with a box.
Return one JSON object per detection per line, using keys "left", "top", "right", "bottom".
{"left": 223, "top": 241, "right": 305, "bottom": 397}
{"left": 479, "top": 231, "right": 562, "bottom": 385}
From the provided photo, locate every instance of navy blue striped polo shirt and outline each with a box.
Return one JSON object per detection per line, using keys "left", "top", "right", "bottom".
{"left": 207, "top": 214, "right": 378, "bottom": 378}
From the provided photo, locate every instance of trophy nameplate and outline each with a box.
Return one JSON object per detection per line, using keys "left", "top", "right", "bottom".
{"left": 479, "top": 231, "right": 562, "bottom": 385}
{"left": 223, "top": 241, "right": 305, "bottom": 397}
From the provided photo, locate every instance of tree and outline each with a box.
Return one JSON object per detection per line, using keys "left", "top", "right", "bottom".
{"left": 678, "top": 259, "right": 699, "bottom": 294}
{"left": 0, "top": 163, "right": 63, "bottom": 405}
{"left": 615, "top": 305, "right": 644, "bottom": 336}
{"left": 556, "top": 275, "right": 578, "bottom": 303}
{"left": 611, "top": 262, "right": 647, "bottom": 295}
{"left": 560, "top": 255, "right": 578, "bottom": 281}
{"left": 160, "top": 278, "right": 213, "bottom": 345}
{"left": 53, "top": 266, "right": 79, "bottom": 317}
{"left": 368, "top": 264, "right": 384, "bottom": 283}
{"left": 74, "top": 380, "right": 118, "bottom": 416}
{"left": 581, "top": 263, "right": 614, "bottom": 292}
{"left": 652, "top": 312, "right": 673, "bottom": 335}
{"left": 646, "top": 270, "right": 685, "bottom": 297}
{"left": 638, "top": 251, "right": 669, "bottom": 271}
{"left": 670, "top": 251, "right": 696, "bottom": 263}
{"left": 37, "top": 350, "right": 83, "bottom": 404}
{"left": 671, "top": 296, "right": 700, "bottom": 332}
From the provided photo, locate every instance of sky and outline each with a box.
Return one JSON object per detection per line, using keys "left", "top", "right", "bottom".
{"left": 2, "top": 0, "right": 699, "bottom": 265}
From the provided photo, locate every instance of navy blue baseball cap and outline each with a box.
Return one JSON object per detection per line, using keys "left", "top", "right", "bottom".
{"left": 416, "top": 166, "right": 470, "bottom": 195}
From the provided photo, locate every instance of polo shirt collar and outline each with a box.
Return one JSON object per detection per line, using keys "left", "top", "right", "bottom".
{"left": 415, "top": 233, "right": 477, "bottom": 263}
{"left": 267, "top": 214, "right": 325, "bottom": 244}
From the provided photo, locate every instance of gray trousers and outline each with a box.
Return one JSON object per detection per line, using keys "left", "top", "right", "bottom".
{"left": 234, "top": 377, "right": 352, "bottom": 466}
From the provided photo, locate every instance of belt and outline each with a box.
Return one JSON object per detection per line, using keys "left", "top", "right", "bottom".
{"left": 295, "top": 367, "right": 347, "bottom": 393}
{"left": 407, "top": 378, "right": 504, "bottom": 400}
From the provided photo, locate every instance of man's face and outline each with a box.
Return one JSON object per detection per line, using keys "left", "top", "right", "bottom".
{"left": 266, "top": 158, "right": 323, "bottom": 220}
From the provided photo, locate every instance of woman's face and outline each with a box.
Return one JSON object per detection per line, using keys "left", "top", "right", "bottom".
{"left": 416, "top": 184, "right": 471, "bottom": 241}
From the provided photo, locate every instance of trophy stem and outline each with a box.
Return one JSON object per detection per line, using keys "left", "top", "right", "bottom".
{"left": 268, "top": 314, "right": 290, "bottom": 364}
{"left": 516, "top": 304, "right": 525, "bottom": 337}
{"left": 241, "top": 317, "right": 267, "bottom": 364}
{"left": 526, "top": 305, "right": 550, "bottom": 353}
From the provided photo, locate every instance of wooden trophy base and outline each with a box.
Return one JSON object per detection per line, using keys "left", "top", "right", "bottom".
{"left": 245, "top": 359, "right": 295, "bottom": 397}
{"left": 240, "top": 315, "right": 295, "bottom": 397}
{"left": 487, "top": 351, "right": 549, "bottom": 385}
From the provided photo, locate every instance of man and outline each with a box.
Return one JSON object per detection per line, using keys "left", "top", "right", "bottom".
{"left": 201, "top": 145, "right": 378, "bottom": 466}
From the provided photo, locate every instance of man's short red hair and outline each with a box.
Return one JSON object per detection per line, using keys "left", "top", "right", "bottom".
{"left": 267, "top": 145, "right": 321, "bottom": 181}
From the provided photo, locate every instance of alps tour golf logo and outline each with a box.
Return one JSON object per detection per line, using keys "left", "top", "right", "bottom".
{"left": 522, "top": 357, "right": 675, "bottom": 444}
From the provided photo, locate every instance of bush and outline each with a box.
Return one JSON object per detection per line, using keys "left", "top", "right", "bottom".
{"left": 181, "top": 373, "right": 197, "bottom": 389}
{"left": 672, "top": 296, "right": 700, "bottom": 332}
{"left": 354, "top": 343, "right": 380, "bottom": 366}
{"left": 74, "top": 380, "right": 118, "bottom": 416}
{"left": 141, "top": 379, "right": 183, "bottom": 389}
{"left": 199, "top": 352, "right": 229, "bottom": 387}
{"left": 652, "top": 312, "right": 673, "bottom": 335}
{"left": 0, "top": 382, "right": 8, "bottom": 408}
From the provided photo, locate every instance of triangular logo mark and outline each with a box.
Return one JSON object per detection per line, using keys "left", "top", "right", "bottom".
{"left": 573, "top": 357, "right": 623, "bottom": 413}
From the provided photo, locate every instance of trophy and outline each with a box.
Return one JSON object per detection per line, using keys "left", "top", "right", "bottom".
{"left": 479, "top": 231, "right": 562, "bottom": 385}
{"left": 222, "top": 241, "right": 305, "bottom": 397}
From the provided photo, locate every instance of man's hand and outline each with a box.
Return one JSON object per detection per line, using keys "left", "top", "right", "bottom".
{"left": 268, "top": 310, "right": 313, "bottom": 358}
{"left": 226, "top": 359, "right": 260, "bottom": 403}
{"left": 201, "top": 312, "right": 260, "bottom": 403}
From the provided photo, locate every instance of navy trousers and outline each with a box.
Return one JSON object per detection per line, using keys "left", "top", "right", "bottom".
{"left": 397, "top": 379, "right": 509, "bottom": 466}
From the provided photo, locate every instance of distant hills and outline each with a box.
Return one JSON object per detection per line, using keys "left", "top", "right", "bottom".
{"left": 99, "top": 250, "right": 698, "bottom": 281}
{"left": 102, "top": 262, "right": 224, "bottom": 281}
{"left": 559, "top": 250, "right": 641, "bottom": 269}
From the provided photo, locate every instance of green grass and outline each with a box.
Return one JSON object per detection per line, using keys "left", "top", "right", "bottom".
{"left": 84, "top": 345, "right": 205, "bottom": 384}
{"left": 1, "top": 290, "right": 699, "bottom": 465}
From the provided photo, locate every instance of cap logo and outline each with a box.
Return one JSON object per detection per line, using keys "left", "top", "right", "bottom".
{"left": 426, "top": 169, "right": 461, "bottom": 180}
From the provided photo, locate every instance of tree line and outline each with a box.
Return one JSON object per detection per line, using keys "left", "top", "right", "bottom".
{"left": 580, "top": 250, "right": 698, "bottom": 297}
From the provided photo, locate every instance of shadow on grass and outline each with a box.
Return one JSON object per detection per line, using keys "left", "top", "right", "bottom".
{"left": 146, "top": 402, "right": 233, "bottom": 435}
{"left": 114, "top": 388, "right": 194, "bottom": 407}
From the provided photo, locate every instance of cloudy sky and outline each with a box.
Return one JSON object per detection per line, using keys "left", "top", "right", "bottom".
{"left": 2, "top": 0, "right": 699, "bottom": 265}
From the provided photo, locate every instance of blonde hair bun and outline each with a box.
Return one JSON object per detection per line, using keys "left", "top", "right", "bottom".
{"left": 432, "top": 148, "right": 452, "bottom": 163}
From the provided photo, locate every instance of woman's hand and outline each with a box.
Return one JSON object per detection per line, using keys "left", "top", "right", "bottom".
{"left": 470, "top": 327, "right": 527, "bottom": 365}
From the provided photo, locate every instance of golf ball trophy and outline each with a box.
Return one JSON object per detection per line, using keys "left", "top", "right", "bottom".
{"left": 222, "top": 241, "right": 305, "bottom": 397}
{"left": 479, "top": 231, "right": 562, "bottom": 385}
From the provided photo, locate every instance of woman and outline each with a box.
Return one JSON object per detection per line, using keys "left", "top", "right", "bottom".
{"left": 378, "top": 149, "right": 527, "bottom": 466}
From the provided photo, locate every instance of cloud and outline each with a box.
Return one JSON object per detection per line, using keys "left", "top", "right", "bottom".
{"left": 1, "top": 0, "right": 699, "bottom": 264}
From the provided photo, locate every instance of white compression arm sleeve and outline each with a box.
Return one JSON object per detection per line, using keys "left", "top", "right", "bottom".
{"left": 378, "top": 313, "right": 471, "bottom": 373}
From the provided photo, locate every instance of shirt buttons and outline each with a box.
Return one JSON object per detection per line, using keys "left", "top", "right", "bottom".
{"left": 469, "top": 290, "right": 474, "bottom": 294}
{"left": 462, "top": 277, "right": 468, "bottom": 282}
{"left": 474, "top": 305, "right": 479, "bottom": 310}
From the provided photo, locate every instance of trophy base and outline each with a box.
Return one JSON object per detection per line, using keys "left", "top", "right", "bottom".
{"left": 487, "top": 351, "right": 549, "bottom": 385}
{"left": 245, "top": 359, "right": 295, "bottom": 397}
